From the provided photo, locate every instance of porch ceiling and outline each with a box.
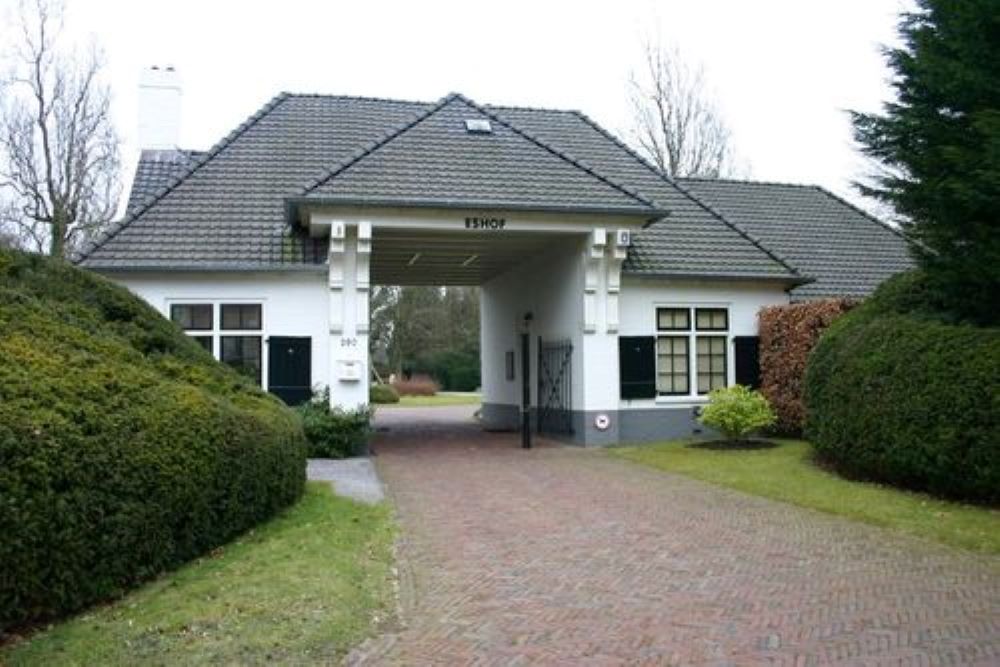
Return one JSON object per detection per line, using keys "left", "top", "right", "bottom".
{"left": 372, "top": 227, "right": 578, "bottom": 286}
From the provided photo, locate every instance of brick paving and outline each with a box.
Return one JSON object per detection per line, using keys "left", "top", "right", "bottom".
{"left": 351, "top": 408, "right": 1000, "bottom": 665}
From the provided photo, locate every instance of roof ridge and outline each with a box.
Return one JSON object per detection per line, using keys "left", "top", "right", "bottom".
{"left": 284, "top": 91, "right": 433, "bottom": 107}
{"left": 288, "top": 90, "right": 579, "bottom": 115}
{"left": 76, "top": 92, "right": 292, "bottom": 263}
{"left": 678, "top": 175, "right": 819, "bottom": 189}
{"left": 569, "top": 109, "right": 804, "bottom": 277}
{"left": 484, "top": 102, "right": 579, "bottom": 114}
{"left": 299, "top": 92, "right": 459, "bottom": 196}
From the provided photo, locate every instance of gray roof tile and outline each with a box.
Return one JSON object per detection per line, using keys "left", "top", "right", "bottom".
{"left": 677, "top": 178, "right": 915, "bottom": 299}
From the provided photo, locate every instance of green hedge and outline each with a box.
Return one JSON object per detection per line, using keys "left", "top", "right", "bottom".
{"left": 805, "top": 271, "right": 1000, "bottom": 503}
{"left": 297, "top": 390, "right": 372, "bottom": 458}
{"left": 370, "top": 383, "right": 400, "bottom": 404}
{"left": 411, "top": 349, "right": 480, "bottom": 392}
{"left": 0, "top": 249, "right": 307, "bottom": 631}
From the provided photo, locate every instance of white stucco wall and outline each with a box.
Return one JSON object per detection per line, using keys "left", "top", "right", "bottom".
{"left": 618, "top": 277, "right": 790, "bottom": 410}
{"left": 480, "top": 235, "right": 586, "bottom": 411}
{"left": 104, "top": 270, "right": 330, "bottom": 394}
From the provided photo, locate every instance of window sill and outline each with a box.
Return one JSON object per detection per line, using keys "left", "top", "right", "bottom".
{"left": 654, "top": 395, "right": 709, "bottom": 405}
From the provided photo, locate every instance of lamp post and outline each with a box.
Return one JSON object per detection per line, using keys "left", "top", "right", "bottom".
{"left": 521, "top": 312, "right": 533, "bottom": 449}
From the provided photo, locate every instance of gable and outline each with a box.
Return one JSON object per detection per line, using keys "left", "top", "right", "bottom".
{"left": 298, "top": 95, "right": 660, "bottom": 216}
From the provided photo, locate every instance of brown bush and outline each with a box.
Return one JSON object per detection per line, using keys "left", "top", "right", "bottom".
{"left": 391, "top": 374, "right": 440, "bottom": 396}
{"left": 759, "top": 299, "right": 855, "bottom": 435}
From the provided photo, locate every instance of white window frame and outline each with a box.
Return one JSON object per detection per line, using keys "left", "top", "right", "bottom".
{"left": 653, "top": 303, "right": 733, "bottom": 403}
{"left": 166, "top": 298, "right": 266, "bottom": 387}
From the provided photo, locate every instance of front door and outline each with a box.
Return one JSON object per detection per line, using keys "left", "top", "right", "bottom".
{"left": 268, "top": 337, "right": 312, "bottom": 406}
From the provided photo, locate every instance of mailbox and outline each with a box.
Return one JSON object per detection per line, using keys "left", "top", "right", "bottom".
{"left": 338, "top": 359, "right": 362, "bottom": 381}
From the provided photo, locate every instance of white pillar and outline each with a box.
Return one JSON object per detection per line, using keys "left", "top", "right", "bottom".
{"left": 576, "top": 228, "right": 631, "bottom": 444}
{"left": 327, "top": 222, "right": 370, "bottom": 411}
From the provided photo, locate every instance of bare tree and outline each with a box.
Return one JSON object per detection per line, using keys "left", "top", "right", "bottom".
{"left": 0, "top": 0, "right": 120, "bottom": 258}
{"left": 629, "top": 41, "right": 739, "bottom": 178}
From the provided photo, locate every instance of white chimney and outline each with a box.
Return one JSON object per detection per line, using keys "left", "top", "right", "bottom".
{"left": 137, "top": 65, "right": 182, "bottom": 150}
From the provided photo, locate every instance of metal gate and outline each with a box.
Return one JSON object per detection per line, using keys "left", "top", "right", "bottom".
{"left": 537, "top": 338, "right": 573, "bottom": 436}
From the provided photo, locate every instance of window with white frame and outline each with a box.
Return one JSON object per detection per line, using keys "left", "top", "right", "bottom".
{"left": 656, "top": 306, "right": 729, "bottom": 396}
{"left": 170, "top": 302, "right": 263, "bottom": 384}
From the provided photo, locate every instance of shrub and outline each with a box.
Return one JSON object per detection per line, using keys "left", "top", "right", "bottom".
{"left": 392, "top": 374, "right": 439, "bottom": 396}
{"left": 0, "top": 249, "right": 306, "bottom": 632}
{"left": 411, "top": 349, "right": 481, "bottom": 391}
{"left": 758, "top": 299, "right": 855, "bottom": 434}
{"left": 369, "top": 383, "right": 400, "bottom": 404}
{"left": 297, "top": 389, "right": 372, "bottom": 458}
{"left": 805, "top": 271, "right": 1000, "bottom": 504}
{"left": 699, "top": 385, "right": 777, "bottom": 443}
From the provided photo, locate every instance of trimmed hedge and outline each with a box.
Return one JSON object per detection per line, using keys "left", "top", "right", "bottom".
{"left": 0, "top": 249, "right": 307, "bottom": 631}
{"left": 805, "top": 271, "right": 1000, "bottom": 504}
{"left": 759, "top": 299, "right": 855, "bottom": 434}
{"left": 411, "top": 348, "right": 480, "bottom": 392}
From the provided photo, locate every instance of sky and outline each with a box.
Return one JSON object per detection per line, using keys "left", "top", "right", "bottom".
{"left": 0, "top": 0, "right": 911, "bottom": 215}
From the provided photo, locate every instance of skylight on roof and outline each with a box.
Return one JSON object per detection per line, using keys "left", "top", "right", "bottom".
{"left": 464, "top": 119, "right": 492, "bottom": 134}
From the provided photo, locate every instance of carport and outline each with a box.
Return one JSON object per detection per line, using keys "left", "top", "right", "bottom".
{"left": 283, "top": 93, "right": 663, "bottom": 446}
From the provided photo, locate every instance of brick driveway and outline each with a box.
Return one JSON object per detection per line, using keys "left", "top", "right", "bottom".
{"left": 352, "top": 407, "right": 1000, "bottom": 665}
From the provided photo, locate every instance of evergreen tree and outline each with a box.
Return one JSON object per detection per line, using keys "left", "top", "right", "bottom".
{"left": 852, "top": 0, "right": 1000, "bottom": 324}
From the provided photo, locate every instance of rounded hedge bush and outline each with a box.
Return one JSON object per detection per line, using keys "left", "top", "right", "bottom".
{"left": 805, "top": 271, "right": 1000, "bottom": 504}
{"left": 370, "top": 383, "right": 400, "bottom": 404}
{"left": 0, "top": 249, "right": 307, "bottom": 631}
{"left": 699, "top": 385, "right": 776, "bottom": 443}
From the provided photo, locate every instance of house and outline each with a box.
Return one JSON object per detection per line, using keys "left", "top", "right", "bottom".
{"left": 77, "top": 69, "right": 913, "bottom": 445}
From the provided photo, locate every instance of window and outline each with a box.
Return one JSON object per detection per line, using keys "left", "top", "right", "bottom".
{"left": 655, "top": 306, "right": 730, "bottom": 397}
{"left": 191, "top": 335, "right": 214, "bottom": 354}
{"left": 221, "top": 304, "right": 262, "bottom": 330}
{"left": 167, "top": 301, "right": 264, "bottom": 386}
{"left": 696, "top": 308, "right": 728, "bottom": 331}
{"left": 657, "top": 307, "right": 690, "bottom": 331}
{"left": 656, "top": 336, "right": 689, "bottom": 395}
{"left": 170, "top": 303, "right": 212, "bottom": 330}
{"left": 221, "top": 336, "right": 262, "bottom": 384}
{"left": 696, "top": 336, "right": 727, "bottom": 394}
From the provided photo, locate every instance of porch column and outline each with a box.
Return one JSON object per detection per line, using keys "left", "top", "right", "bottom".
{"left": 578, "top": 228, "right": 631, "bottom": 445}
{"left": 327, "top": 221, "right": 371, "bottom": 411}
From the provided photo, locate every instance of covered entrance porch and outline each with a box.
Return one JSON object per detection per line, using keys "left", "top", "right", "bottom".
{"left": 304, "top": 208, "right": 641, "bottom": 446}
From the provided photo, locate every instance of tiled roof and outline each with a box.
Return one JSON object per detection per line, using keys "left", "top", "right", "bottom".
{"left": 80, "top": 94, "right": 431, "bottom": 269}
{"left": 300, "top": 94, "right": 663, "bottom": 216}
{"left": 79, "top": 91, "right": 912, "bottom": 298}
{"left": 125, "top": 149, "right": 205, "bottom": 216}
{"left": 677, "top": 178, "right": 915, "bottom": 300}
{"left": 494, "top": 108, "right": 801, "bottom": 282}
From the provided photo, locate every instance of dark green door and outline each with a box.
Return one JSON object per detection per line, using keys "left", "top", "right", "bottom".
{"left": 268, "top": 337, "right": 312, "bottom": 405}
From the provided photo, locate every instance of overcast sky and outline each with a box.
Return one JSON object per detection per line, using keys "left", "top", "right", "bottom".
{"left": 1, "top": 0, "right": 910, "bottom": 214}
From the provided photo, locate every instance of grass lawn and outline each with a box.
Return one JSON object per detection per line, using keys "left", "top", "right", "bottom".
{"left": 2, "top": 483, "right": 395, "bottom": 665}
{"left": 611, "top": 439, "right": 1000, "bottom": 555}
{"left": 387, "top": 392, "right": 482, "bottom": 408}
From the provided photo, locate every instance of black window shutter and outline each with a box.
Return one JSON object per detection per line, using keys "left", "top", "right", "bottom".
{"left": 619, "top": 336, "right": 656, "bottom": 399}
{"left": 734, "top": 336, "right": 761, "bottom": 389}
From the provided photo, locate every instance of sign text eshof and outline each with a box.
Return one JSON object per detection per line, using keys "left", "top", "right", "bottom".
{"left": 464, "top": 216, "right": 506, "bottom": 230}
